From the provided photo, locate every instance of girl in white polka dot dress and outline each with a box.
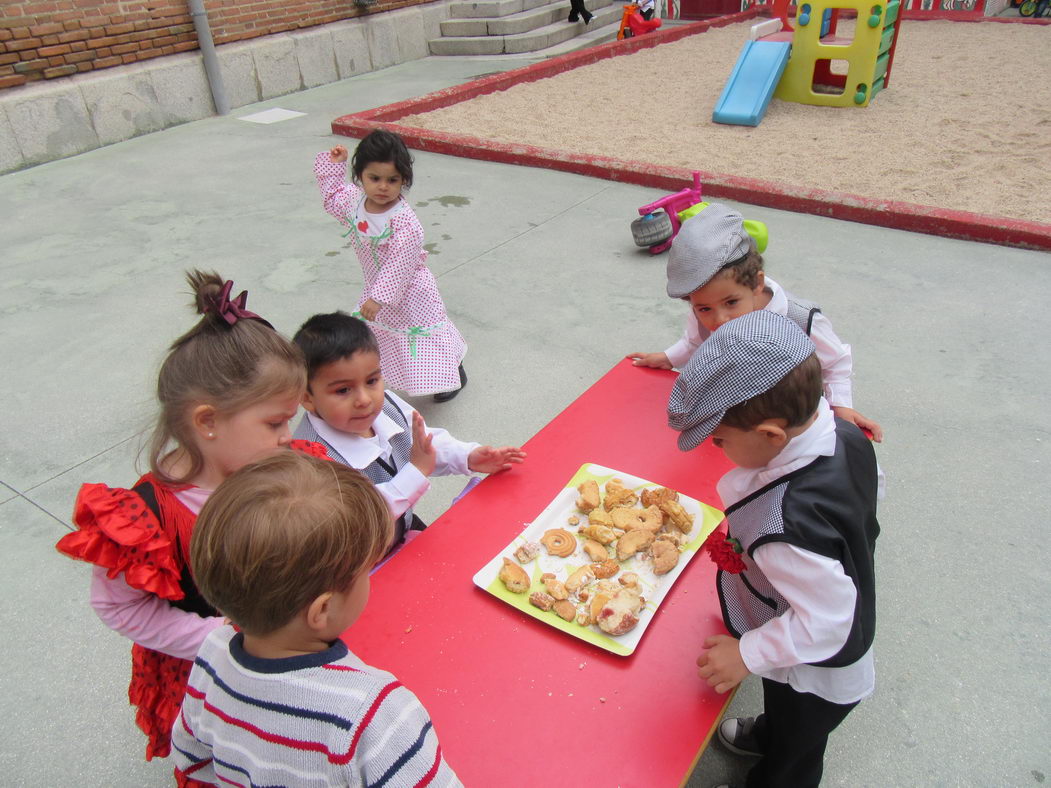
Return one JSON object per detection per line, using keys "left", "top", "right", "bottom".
{"left": 314, "top": 131, "right": 467, "bottom": 402}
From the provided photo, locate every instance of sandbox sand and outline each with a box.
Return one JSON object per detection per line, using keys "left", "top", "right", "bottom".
{"left": 402, "top": 20, "right": 1051, "bottom": 225}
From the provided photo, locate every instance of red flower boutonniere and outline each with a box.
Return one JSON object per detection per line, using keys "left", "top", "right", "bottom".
{"left": 289, "top": 439, "right": 331, "bottom": 460}
{"left": 703, "top": 527, "right": 747, "bottom": 574}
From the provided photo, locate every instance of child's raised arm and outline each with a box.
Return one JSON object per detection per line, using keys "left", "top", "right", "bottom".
{"left": 314, "top": 149, "right": 359, "bottom": 230}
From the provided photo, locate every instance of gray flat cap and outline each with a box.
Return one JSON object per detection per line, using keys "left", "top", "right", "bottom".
{"left": 667, "top": 311, "right": 816, "bottom": 451}
{"left": 666, "top": 203, "right": 753, "bottom": 298}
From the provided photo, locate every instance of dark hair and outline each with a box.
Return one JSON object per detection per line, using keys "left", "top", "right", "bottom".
{"left": 191, "top": 452, "right": 393, "bottom": 635}
{"left": 351, "top": 129, "right": 414, "bottom": 189}
{"left": 718, "top": 246, "right": 765, "bottom": 290}
{"left": 293, "top": 311, "right": 380, "bottom": 383}
{"left": 720, "top": 353, "right": 822, "bottom": 431}
{"left": 149, "top": 270, "right": 306, "bottom": 485}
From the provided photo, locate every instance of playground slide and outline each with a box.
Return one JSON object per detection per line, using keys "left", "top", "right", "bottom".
{"left": 712, "top": 40, "right": 792, "bottom": 127}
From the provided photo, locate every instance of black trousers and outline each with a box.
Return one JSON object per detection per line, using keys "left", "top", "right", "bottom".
{"left": 745, "top": 678, "right": 859, "bottom": 788}
{"left": 567, "top": 0, "right": 591, "bottom": 21}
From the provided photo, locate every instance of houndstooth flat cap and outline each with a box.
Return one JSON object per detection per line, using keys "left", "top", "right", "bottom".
{"left": 667, "top": 311, "right": 817, "bottom": 451}
{"left": 666, "top": 203, "right": 754, "bottom": 298}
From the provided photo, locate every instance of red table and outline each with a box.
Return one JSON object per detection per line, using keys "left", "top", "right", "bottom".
{"left": 344, "top": 359, "right": 735, "bottom": 787}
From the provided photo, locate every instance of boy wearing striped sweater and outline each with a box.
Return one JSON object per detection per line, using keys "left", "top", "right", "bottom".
{"left": 171, "top": 451, "right": 461, "bottom": 787}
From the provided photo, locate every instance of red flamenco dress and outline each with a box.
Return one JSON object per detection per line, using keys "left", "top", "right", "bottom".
{"left": 57, "top": 474, "right": 211, "bottom": 769}
{"left": 55, "top": 441, "right": 328, "bottom": 782}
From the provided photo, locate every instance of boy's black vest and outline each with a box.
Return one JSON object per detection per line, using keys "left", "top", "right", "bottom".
{"left": 718, "top": 419, "right": 879, "bottom": 668}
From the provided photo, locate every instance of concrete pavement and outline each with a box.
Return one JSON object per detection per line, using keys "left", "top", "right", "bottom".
{"left": 1, "top": 54, "right": 1049, "bottom": 787}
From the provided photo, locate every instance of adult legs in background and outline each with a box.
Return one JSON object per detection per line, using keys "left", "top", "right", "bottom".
{"left": 568, "top": 0, "right": 593, "bottom": 23}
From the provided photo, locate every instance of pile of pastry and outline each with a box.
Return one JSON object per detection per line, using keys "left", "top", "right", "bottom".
{"left": 498, "top": 478, "right": 694, "bottom": 637}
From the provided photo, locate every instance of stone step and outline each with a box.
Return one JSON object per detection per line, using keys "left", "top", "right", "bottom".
{"left": 430, "top": 1, "right": 622, "bottom": 55}
{"left": 446, "top": 0, "right": 552, "bottom": 20}
{"left": 442, "top": 0, "right": 611, "bottom": 36}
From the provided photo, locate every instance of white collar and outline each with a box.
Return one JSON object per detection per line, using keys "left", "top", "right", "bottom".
{"left": 306, "top": 406, "right": 407, "bottom": 468}
{"left": 716, "top": 397, "right": 837, "bottom": 509}
{"left": 764, "top": 276, "right": 788, "bottom": 316}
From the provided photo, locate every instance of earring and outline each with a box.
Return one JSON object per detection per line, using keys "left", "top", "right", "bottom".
{"left": 207, "top": 432, "right": 214, "bottom": 438}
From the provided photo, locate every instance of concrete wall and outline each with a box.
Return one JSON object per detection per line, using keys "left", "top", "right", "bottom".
{"left": 0, "top": 0, "right": 437, "bottom": 88}
{"left": 0, "top": 3, "right": 450, "bottom": 175}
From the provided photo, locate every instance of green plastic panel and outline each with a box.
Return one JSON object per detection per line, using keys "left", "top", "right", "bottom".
{"left": 879, "top": 26, "right": 895, "bottom": 56}
{"left": 871, "top": 76, "right": 885, "bottom": 100}
{"left": 874, "top": 52, "right": 890, "bottom": 82}
{"left": 884, "top": 0, "right": 900, "bottom": 25}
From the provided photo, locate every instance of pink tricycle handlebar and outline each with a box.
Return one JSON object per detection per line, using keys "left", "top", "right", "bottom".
{"left": 637, "top": 171, "right": 703, "bottom": 217}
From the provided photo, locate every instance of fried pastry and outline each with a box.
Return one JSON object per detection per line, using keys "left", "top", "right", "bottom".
{"left": 582, "top": 524, "right": 616, "bottom": 545}
{"left": 576, "top": 480, "right": 600, "bottom": 513}
{"left": 513, "top": 541, "right": 540, "bottom": 563}
{"left": 619, "top": 572, "right": 639, "bottom": 588}
{"left": 590, "top": 559, "right": 619, "bottom": 579}
{"left": 553, "top": 599, "right": 577, "bottom": 622}
{"left": 611, "top": 508, "right": 645, "bottom": 531}
{"left": 603, "top": 480, "right": 639, "bottom": 510}
{"left": 657, "top": 528, "right": 684, "bottom": 547}
{"left": 650, "top": 539, "right": 679, "bottom": 575}
{"left": 565, "top": 565, "right": 596, "bottom": 594}
{"left": 659, "top": 499, "right": 694, "bottom": 534}
{"left": 639, "top": 505, "right": 663, "bottom": 530}
{"left": 499, "top": 557, "right": 531, "bottom": 593}
{"left": 541, "top": 528, "right": 576, "bottom": 558}
{"left": 587, "top": 507, "right": 614, "bottom": 528}
{"left": 541, "top": 573, "right": 568, "bottom": 600}
{"left": 589, "top": 592, "right": 612, "bottom": 623}
{"left": 641, "top": 486, "right": 678, "bottom": 508}
{"left": 582, "top": 539, "right": 609, "bottom": 562}
{"left": 529, "top": 591, "right": 555, "bottom": 611}
{"left": 616, "top": 529, "right": 655, "bottom": 561}
{"left": 597, "top": 587, "right": 643, "bottom": 636}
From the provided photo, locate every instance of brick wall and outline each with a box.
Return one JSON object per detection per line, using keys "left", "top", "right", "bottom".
{"left": 0, "top": 0, "right": 433, "bottom": 89}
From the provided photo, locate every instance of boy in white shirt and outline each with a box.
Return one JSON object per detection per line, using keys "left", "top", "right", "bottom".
{"left": 667, "top": 310, "right": 880, "bottom": 788}
{"left": 292, "top": 311, "right": 525, "bottom": 551}
{"left": 630, "top": 203, "right": 883, "bottom": 442}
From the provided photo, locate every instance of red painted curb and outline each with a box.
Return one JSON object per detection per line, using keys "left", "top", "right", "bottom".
{"left": 331, "top": 15, "right": 1051, "bottom": 252}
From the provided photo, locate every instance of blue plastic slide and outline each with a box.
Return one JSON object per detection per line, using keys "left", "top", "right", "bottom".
{"left": 712, "top": 40, "right": 792, "bottom": 127}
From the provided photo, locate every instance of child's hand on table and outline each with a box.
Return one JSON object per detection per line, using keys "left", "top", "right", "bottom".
{"left": 359, "top": 298, "right": 382, "bottom": 322}
{"left": 697, "top": 634, "right": 750, "bottom": 694}
{"left": 330, "top": 145, "right": 349, "bottom": 163}
{"left": 627, "top": 352, "right": 673, "bottom": 370}
{"left": 831, "top": 406, "right": 883, "bottom": 443}
{"left": 409, "top": 411, "right": 436, "bottom": 477}
{"left": 468, "top": 446, "right": 527, "bottom": 474}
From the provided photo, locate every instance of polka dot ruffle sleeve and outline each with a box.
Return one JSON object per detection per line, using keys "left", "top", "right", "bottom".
{"left": 57, "top": 483, "right": 184, "bottom": 601}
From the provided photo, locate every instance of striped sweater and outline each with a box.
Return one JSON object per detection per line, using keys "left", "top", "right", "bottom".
{"left": 172, "top": 625, "right": 461, "bottom": 788}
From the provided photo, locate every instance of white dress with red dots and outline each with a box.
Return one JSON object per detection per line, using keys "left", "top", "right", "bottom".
{"left": 314, "top": 152, "right": 467, "bottom": 396}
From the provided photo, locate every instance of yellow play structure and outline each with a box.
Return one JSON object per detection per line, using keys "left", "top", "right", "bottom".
{"left": 775, "top": 0, "right": 902, "bottom": 107}
{"left": 712, "top": 0, "right": 902, "bottom": 125}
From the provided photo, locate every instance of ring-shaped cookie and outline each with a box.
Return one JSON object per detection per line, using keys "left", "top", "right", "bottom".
{"left": 540, "top": 528, "right": 577, "bottom": 558}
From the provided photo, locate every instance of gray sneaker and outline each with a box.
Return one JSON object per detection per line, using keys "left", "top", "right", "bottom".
{"left": 717, "top": 716, "right": 764, "bottom": 757}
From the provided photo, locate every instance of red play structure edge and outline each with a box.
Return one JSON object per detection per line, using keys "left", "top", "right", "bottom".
{"left": 330, "top": 11, "right": 1051, "bottom": 252}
